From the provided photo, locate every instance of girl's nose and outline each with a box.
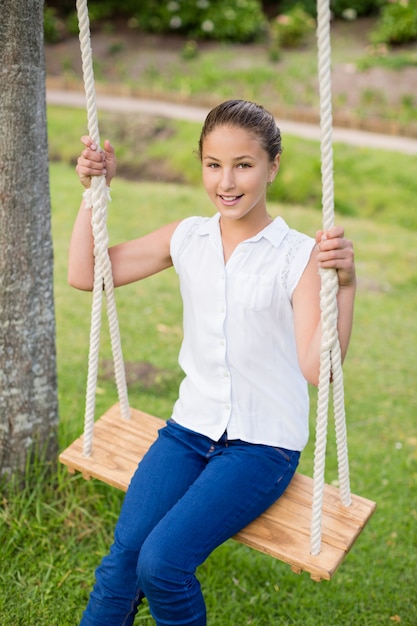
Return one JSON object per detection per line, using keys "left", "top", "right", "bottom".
{"left": 219, "top": 169, "right": 236, "bottom": 191}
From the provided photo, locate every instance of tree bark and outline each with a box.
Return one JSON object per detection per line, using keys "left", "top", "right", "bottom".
{"left": 0, "top": 0, "right": 58, "bottom": 478}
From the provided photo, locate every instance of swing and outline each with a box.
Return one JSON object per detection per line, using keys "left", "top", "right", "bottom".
{"left": 59, "top": 0, "right": 376, "bottom": 583}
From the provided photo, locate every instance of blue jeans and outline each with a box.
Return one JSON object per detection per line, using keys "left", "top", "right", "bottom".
{"left": 79, "top": 420, "right": 300, "bottom": 626}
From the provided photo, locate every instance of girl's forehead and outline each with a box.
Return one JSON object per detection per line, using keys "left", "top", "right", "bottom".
{"left": 202, "top": 125, "right": 262, "bottom": 151}
{"left": 204, "top": 124, "right": 257, "bottom": 139}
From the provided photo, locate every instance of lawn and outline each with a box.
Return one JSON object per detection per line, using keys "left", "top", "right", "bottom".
{"left": 45, "top": 17, "right": 417, "bottom": 135}
{"left": 1, "top": 106, "right": 416, "bottom": 624}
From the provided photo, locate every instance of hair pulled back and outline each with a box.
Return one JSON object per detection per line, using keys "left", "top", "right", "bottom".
{"left": 198, "top": 100, "right": 282, "bottom": 163}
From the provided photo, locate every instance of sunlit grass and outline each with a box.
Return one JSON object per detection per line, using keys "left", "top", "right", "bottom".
{"left": 47, "top": 105, "right": 417, "bottom": 230}
{"left": 2, "top": 121, "right": 416, "bottom": 624}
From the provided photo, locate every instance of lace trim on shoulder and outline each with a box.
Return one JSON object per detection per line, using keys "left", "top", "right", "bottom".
{"left": 281, "top": 230, "right": 307, "bottom": 291}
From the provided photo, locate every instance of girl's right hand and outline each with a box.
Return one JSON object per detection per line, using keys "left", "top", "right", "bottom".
{"left": 75, "top": 136, "right": 116, "bottom": 189}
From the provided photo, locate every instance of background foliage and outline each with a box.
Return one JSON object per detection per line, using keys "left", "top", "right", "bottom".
{"left": 371, "top": 0, "right": 417, "bottom": 44}
{"left": 44, "top": 0, "right": 417, "bottom": 45}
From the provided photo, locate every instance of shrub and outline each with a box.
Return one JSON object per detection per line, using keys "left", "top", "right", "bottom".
{"left": 44, "top": 1, "right": 117, "bottom": 41}
{"left": 277, "top": 0, "right": 317, "bottom": 18}
{"left": 44, "top": 0, "right": 267, "bottom": 44}
{"left": 330, "top": 0, "right": 384, "bottom": 18}
{"left": 276, "top": 0, "right": 383, "bottom": 18}
{"left": 131, "top": 0, "right": 267, "bottom": 43}
{"left": 43, "top": 6, "right": 66, "bottom": 43}
{"left": 269, "top": 4, "right": 315, "bottom": 54}
{"left": 370, "top": 0, "right": 417, "bottom": 45}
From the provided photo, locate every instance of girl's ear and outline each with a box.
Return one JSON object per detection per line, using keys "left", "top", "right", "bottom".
{"left": 268, "top": 154, "right": 280, "bottom": 184}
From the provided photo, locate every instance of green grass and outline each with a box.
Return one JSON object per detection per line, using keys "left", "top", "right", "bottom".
{"left": 47, "top": 105, "right": 417, "bottom": 230}
{"left": 1, "top": 117, "right": 417, "bottom": 624}
{"left": 46, "top": 18, "right": 417, "bottom": 132}
{"left": 357, "top": 48, "right": 417, "bottom": 72}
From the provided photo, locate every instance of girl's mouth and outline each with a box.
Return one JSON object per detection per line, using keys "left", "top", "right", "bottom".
{"left": 218, "top": 194, "right": 243, "bottom": 205}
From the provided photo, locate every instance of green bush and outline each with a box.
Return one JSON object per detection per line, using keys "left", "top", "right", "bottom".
{"left": 43, "top": 6, "right": 65, "bottom": 43}
{"left": 44, "top": 1, "right": 115, "bottom": 41}
{"left": 330, "top": 0, "right": 384, "bottom": 18}
{"left": 277, "top": 0, "right": 383, "bottom": 18}
{"left": 45, "top": 0, "right": 267, "bottom": 44}
{"left": 277, "top": 0, "right": 318, "bottom": 18}
{"left": 370, "top": 0, "right": 417, "bottom": 45}
{"left": 133, "top": 0, "right": 267, "bottom": 43}
{"left": 269, "top": 4, "right": 315, "bottom": 54}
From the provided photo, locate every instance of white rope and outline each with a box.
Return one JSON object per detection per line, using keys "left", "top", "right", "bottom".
{"left": 310, "top": 0, "right": 351, "bottom": 555}
{"left": 76, "top": 0, "right": 130, "bottom": 457}
{"left": 75, "top": 0, "right": 351, "bottom": 553}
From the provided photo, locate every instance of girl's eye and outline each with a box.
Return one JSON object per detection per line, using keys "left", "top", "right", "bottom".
{"left": 237, "top": 162, "right": 251, "bottom": 169}
{"left": 207, "top": 163, "right": 219, "bottom": 169}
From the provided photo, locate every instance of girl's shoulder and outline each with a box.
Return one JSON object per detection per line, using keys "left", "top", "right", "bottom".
{"left": 270, "top": 217, "right": 314, "bottom": 251}
{"left": 174, "top": 215, "right": 208, "bottom": 234}
{"left": 171, "top": 215, "right": 210, "bottom": 242}
{"left": 274, "top": 220, "right": 315, "bottom": 296}
{"left": 170, "top": 215, "right": 213, "bottom": 263}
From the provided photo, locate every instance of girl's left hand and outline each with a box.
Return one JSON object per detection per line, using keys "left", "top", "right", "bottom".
{"left": 76, "top": 137, "right": 116, "bottom": 189}
{"left": 315, "top": 226, "right": 356, "bottom": 288}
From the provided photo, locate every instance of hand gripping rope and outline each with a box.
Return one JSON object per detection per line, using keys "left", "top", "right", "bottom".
{"left": 76, "top": 0, "right": 130, "bottom": 461}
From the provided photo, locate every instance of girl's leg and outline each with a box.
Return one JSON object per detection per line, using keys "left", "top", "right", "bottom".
{"left": 79, "top": 423, "right": 207, "bottom": 626}
{"left": 137, "top": 434, "right": 300, "bottom": 626}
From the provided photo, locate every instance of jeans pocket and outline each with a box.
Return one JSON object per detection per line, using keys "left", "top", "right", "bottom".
{"left": 272, "top": 446, "right": 292, "bottom": 463}
{"left": 267, "top": 447, "right": 300, "bottom": 485}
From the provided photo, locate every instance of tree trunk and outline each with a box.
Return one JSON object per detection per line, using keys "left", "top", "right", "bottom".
{"left": 0, "top": 0, "right": 58, "bottom": 479}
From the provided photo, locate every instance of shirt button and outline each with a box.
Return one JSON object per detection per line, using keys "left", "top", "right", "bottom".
{"left": 223, "top": 370, "right": 230, "bottom": 378}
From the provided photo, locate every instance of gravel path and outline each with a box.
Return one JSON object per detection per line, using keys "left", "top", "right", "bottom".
{"left": 47, "top": 88, "right": 417, "bottom": 156}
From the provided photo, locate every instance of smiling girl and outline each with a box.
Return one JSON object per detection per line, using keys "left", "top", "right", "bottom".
{"left": 70, "top": 100, "right": 356, "bottom": 626}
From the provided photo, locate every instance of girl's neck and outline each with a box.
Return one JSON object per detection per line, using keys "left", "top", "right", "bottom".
{"left": 219, "top": 212, "right": 272, "bottom": 240}
{"left": 219, "top": 213, "right": 272, "bottom": 263}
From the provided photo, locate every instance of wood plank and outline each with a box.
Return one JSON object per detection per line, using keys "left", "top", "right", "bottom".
{"left": 59, "top": 406, "right": 164, "bottom": 489}
{"left": 59, "top": 403, "right": 376, "bottom": 581}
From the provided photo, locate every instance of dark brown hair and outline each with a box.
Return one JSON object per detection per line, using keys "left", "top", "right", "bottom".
{"left": 198, "top": 100, "right": 282, "bottom": 162}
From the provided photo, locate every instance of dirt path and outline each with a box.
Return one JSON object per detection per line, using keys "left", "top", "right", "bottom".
{"left": 46, "top": 87, "right": 417, "bottom": 155}
{"left": 44, "top": 20, "right": 417, "bottom": 141}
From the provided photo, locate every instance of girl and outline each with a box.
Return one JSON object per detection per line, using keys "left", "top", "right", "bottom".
{"left": 70, "top": 100, "right": 356, "bottom": 626}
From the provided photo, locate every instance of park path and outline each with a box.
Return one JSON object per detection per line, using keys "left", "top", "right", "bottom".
{"left": 47, "top": 88, "right": 417, "bottom": 156}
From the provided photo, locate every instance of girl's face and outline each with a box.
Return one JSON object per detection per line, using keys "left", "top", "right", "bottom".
{"left": 201, "top": 125, "right": 280, "bottom": 225}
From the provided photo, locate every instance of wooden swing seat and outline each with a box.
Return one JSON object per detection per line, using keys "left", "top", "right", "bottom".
{"left": 59, "top": 403, "right": 376, "bottom": 582}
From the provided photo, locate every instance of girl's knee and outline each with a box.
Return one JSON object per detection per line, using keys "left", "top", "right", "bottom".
{"left": 137, "top": 534, "right": 189, "bottom": 596}
{"left": 137, "top": 538, "right": 205, "bottom": 624}
{"left": 137, "top": 538, "right": 167, "bottom": 590}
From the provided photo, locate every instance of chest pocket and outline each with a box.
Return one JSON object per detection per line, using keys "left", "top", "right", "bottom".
{"left": 232, "top": 272, "right": 274, "bottom": 311}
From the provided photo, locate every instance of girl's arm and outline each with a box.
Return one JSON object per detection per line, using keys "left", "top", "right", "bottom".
{"left": 68, "top": 137, "right": 179, "bottom": 291}
{"left": 292, "top": 226, "right": 356, "bottom": 386}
